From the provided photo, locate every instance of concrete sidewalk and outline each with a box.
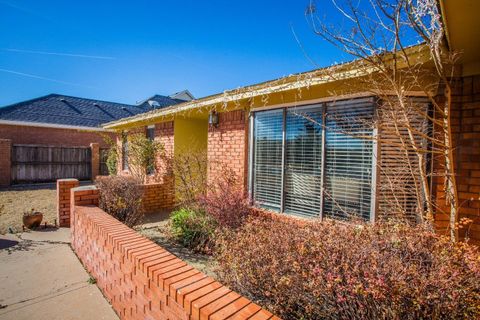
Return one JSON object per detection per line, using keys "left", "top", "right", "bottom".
{"left": 0, "top": 228, "right": 118, "bottom": 320}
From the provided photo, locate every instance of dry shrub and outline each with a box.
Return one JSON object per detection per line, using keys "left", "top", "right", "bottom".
{"left": 216, "top": 215, "right": 480, "bottom": 319}
{"left": 171, "top": 151, "right": 208, "bottom": 207}
{"left": 198, "top": 166, "right": 250, "bottom": 229}
{"left": 95, "top": 176, "right": 144, "bottom": 227}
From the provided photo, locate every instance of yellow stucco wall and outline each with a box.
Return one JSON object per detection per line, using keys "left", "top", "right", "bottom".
{"left": 173, "top": 116, "right": 208, "bottom": 156}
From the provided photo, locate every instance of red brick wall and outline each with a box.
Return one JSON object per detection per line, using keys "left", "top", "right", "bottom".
{"left": 0, "top": 123, "right": 112, "bottom": 147}
{"left": 207, "top": 110, "right": 248, "bottom": 190}
{"left": 433, "top": 75, "right": 480, "bottom": 245}
{"left": 69, "top": 187, "right": 279, "bottom": 320}
{"left": 141, "top": 183, "right": 175, "bottom": 213}
{"left": 57, "top": 178, "right": 80, "bottom": 227}
{"left": 0, "top": 139, "right": 11, "bottom": 186}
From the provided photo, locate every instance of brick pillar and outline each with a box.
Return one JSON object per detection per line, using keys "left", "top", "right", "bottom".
{"left": 90, "top": 142, "right": 100, "bottom": 181}
{"left": 56, "top": 178, "right": 80, "bottom": 227}
{"left": 0, "top": 139, "right": 12, "bottom": 187}
{"left": 70, "top": 185, "right": 99, "bottom": 245}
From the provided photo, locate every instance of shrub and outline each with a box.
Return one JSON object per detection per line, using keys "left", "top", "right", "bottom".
{"left": 215, "top": 216, "right": 480, "bottom": 319}
{"left": 95, "top": 176, "right": 144, "bottom": 227}
{"left": 170, "top": 208, "right": 216, "bottom": 252}
{"left": 127, "top": 133, "right": 163, "bottom": 182}
{"left": 171, "top": 151, "right": 208, "bottom": 207}
{"left": 197, "top": 167, "right": 250, "bottom": 229}
{"left": 100, "top": 133, "right": 118, "bottom": 175}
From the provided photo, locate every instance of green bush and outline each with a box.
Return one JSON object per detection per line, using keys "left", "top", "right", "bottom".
{"left": 170, "top": 208, "right": 216, "bottom": 252}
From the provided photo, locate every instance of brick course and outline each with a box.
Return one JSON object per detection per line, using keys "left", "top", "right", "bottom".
{"left": 69, "top": 184, "right": 280, "bottom": 320}
{"left": 0, "top": 123, "right": 111, "bottom": 147}
{"left": 207, "top": 110, "right": 248, "bottom": 191}
{"left": 141, "top": 183, "right": 175, "bottom": 213}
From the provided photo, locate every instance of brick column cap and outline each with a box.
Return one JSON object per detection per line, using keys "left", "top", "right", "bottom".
{"left": 72, "top": 185, "right": 97, "bottom": 192}
{"left": 58, "top": 178, "right": 80, "bottom": 182}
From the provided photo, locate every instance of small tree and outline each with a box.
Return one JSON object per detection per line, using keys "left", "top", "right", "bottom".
{"left": 126, "top": 132, "right": 163, "bottom": 182}
{"left": 100, "top": 133, "right": 118, "bottom": 175}
{"left": 305, "top": 0, "right": 461, "bottom": 240}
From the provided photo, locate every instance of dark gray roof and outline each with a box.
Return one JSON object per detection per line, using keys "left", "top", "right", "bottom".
{"left": 137, "top": 94, "right": 185, "bottom": 109}
{"left": 0, "top": 94, "right": 180, "bottom": 128}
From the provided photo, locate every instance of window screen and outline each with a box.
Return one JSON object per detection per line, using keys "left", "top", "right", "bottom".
{"left": 252, "top": 109, "right": 283, "bottom": 211}
{"left": 147, "top": 126, "right": 155, "bottom": 141}
{"left": 284, "top": 106, "right": 323, "bottom": 217}
{"left": 323, "top": 98, "right": 374, "bottom": 220}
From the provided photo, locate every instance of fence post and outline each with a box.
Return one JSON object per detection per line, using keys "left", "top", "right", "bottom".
{"left": 57, "top": 178, "right": 80, "bottom": 227}
{"left": 0, "top": 139, "right": 12, "bottom": 187}
{"left": 90, "top": 143, "right": 100, "bottom": 181}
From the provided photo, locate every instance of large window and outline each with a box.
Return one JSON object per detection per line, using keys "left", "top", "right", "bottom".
{"left": 250, "top": 98, "right": 375, "bottom": 221}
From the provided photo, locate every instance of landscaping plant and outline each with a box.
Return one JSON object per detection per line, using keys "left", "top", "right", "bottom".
{"left": 126, "top": 132, "right": 163, "bottom": 182}
{"left": 215, "top": 215, "right": 480, "bottom": 319}
{"left": 170, "top": 208, "right": 217, "bottom": 252}
{"left": 95, "top": 176, "right": 144, "bottom": 227}
{"left": 197, "top": 166, "right": 250, "bottom": 229}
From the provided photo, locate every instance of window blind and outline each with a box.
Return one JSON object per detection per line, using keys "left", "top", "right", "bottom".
{"left": 251, "top": 98, "right": 375, "bottom": 221}
{"left": 323, "top": 98, "right": 374, "bottom": 220}
{"left": 252, "top": 110, "right": 284, "bottom": 211}
{"left": 284, "top": 106, "right": 323, "bottom": 217}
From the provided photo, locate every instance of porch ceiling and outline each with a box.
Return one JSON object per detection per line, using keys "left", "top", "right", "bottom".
{"left": 440, "top": 0, "right": 480, "bottom": 75}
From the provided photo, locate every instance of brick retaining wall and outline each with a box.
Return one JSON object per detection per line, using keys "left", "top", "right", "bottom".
{"left": 69, "top": 185, "right": 280, "bottom": 320}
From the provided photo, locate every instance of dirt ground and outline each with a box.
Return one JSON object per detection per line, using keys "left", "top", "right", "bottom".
{"left": 137, "top": 213, "right": 217, "bottom": 278}
{"left": 0, "top": 184, "right": 57, "bottom": 234}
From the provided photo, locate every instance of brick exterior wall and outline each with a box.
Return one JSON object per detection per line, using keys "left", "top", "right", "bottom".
{"left": 0, "top": 139, "right": 11, "bottom": 187}
{"left": 118, "top": 122, "right": 176, "bottom": 210}
{"left": 433, "top": 75, "right": 480, "bottom": 245}
{"left": 69, "top": 185, "right": 280, "bottom": 320}
{"left": 0, "top": 123, "right": 112, "bottom": 147}
{"left": 141, "top": 183, "right": 175, "bottom": 213}
{"left": 57, "top": 179, "right": 80, "bottom": 227}
{"left": 207, "top": 110, "right": 248, "bottom": 191}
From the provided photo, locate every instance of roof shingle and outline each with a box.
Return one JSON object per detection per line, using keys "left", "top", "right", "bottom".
{"left": 0, "top": 94, "right": 181, "bottom": 128}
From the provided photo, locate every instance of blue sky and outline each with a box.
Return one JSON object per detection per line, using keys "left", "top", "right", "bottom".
{"left": 0, "top": 0, "right": 347, "bottom": 106}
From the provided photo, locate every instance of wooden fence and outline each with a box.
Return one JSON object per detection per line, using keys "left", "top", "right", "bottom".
{"left": 11, "top": 144, "right": 92, "bottom": 183}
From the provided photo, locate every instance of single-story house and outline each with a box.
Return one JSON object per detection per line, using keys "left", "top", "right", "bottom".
{"left": 0, "top": 92, "right": 192, "bottom": 185}
{"left": 103, "top": 1, "right": 480, "bottom": 244}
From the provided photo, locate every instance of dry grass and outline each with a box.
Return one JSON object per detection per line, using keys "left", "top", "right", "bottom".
{"left": 0, "top": 184, "right": 57, "bottom": 234}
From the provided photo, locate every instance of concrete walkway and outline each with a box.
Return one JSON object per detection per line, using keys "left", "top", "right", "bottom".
{"left": 0, "top": 228, "right": 118, "bottom": 320}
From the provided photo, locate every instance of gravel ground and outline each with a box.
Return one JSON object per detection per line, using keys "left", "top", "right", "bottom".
{"left": 0, "top": 184, "right": 57, "bottom": 234}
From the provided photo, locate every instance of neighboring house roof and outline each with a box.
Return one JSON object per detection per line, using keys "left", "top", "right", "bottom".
{"left": 169, "top": 90, "right": 195, "bottom": 101}
{"left": 0, "top": 94, "right": 161, "bottom": 129}
{"left": 136, "top": 94, "right": 185, "bottom": 109}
